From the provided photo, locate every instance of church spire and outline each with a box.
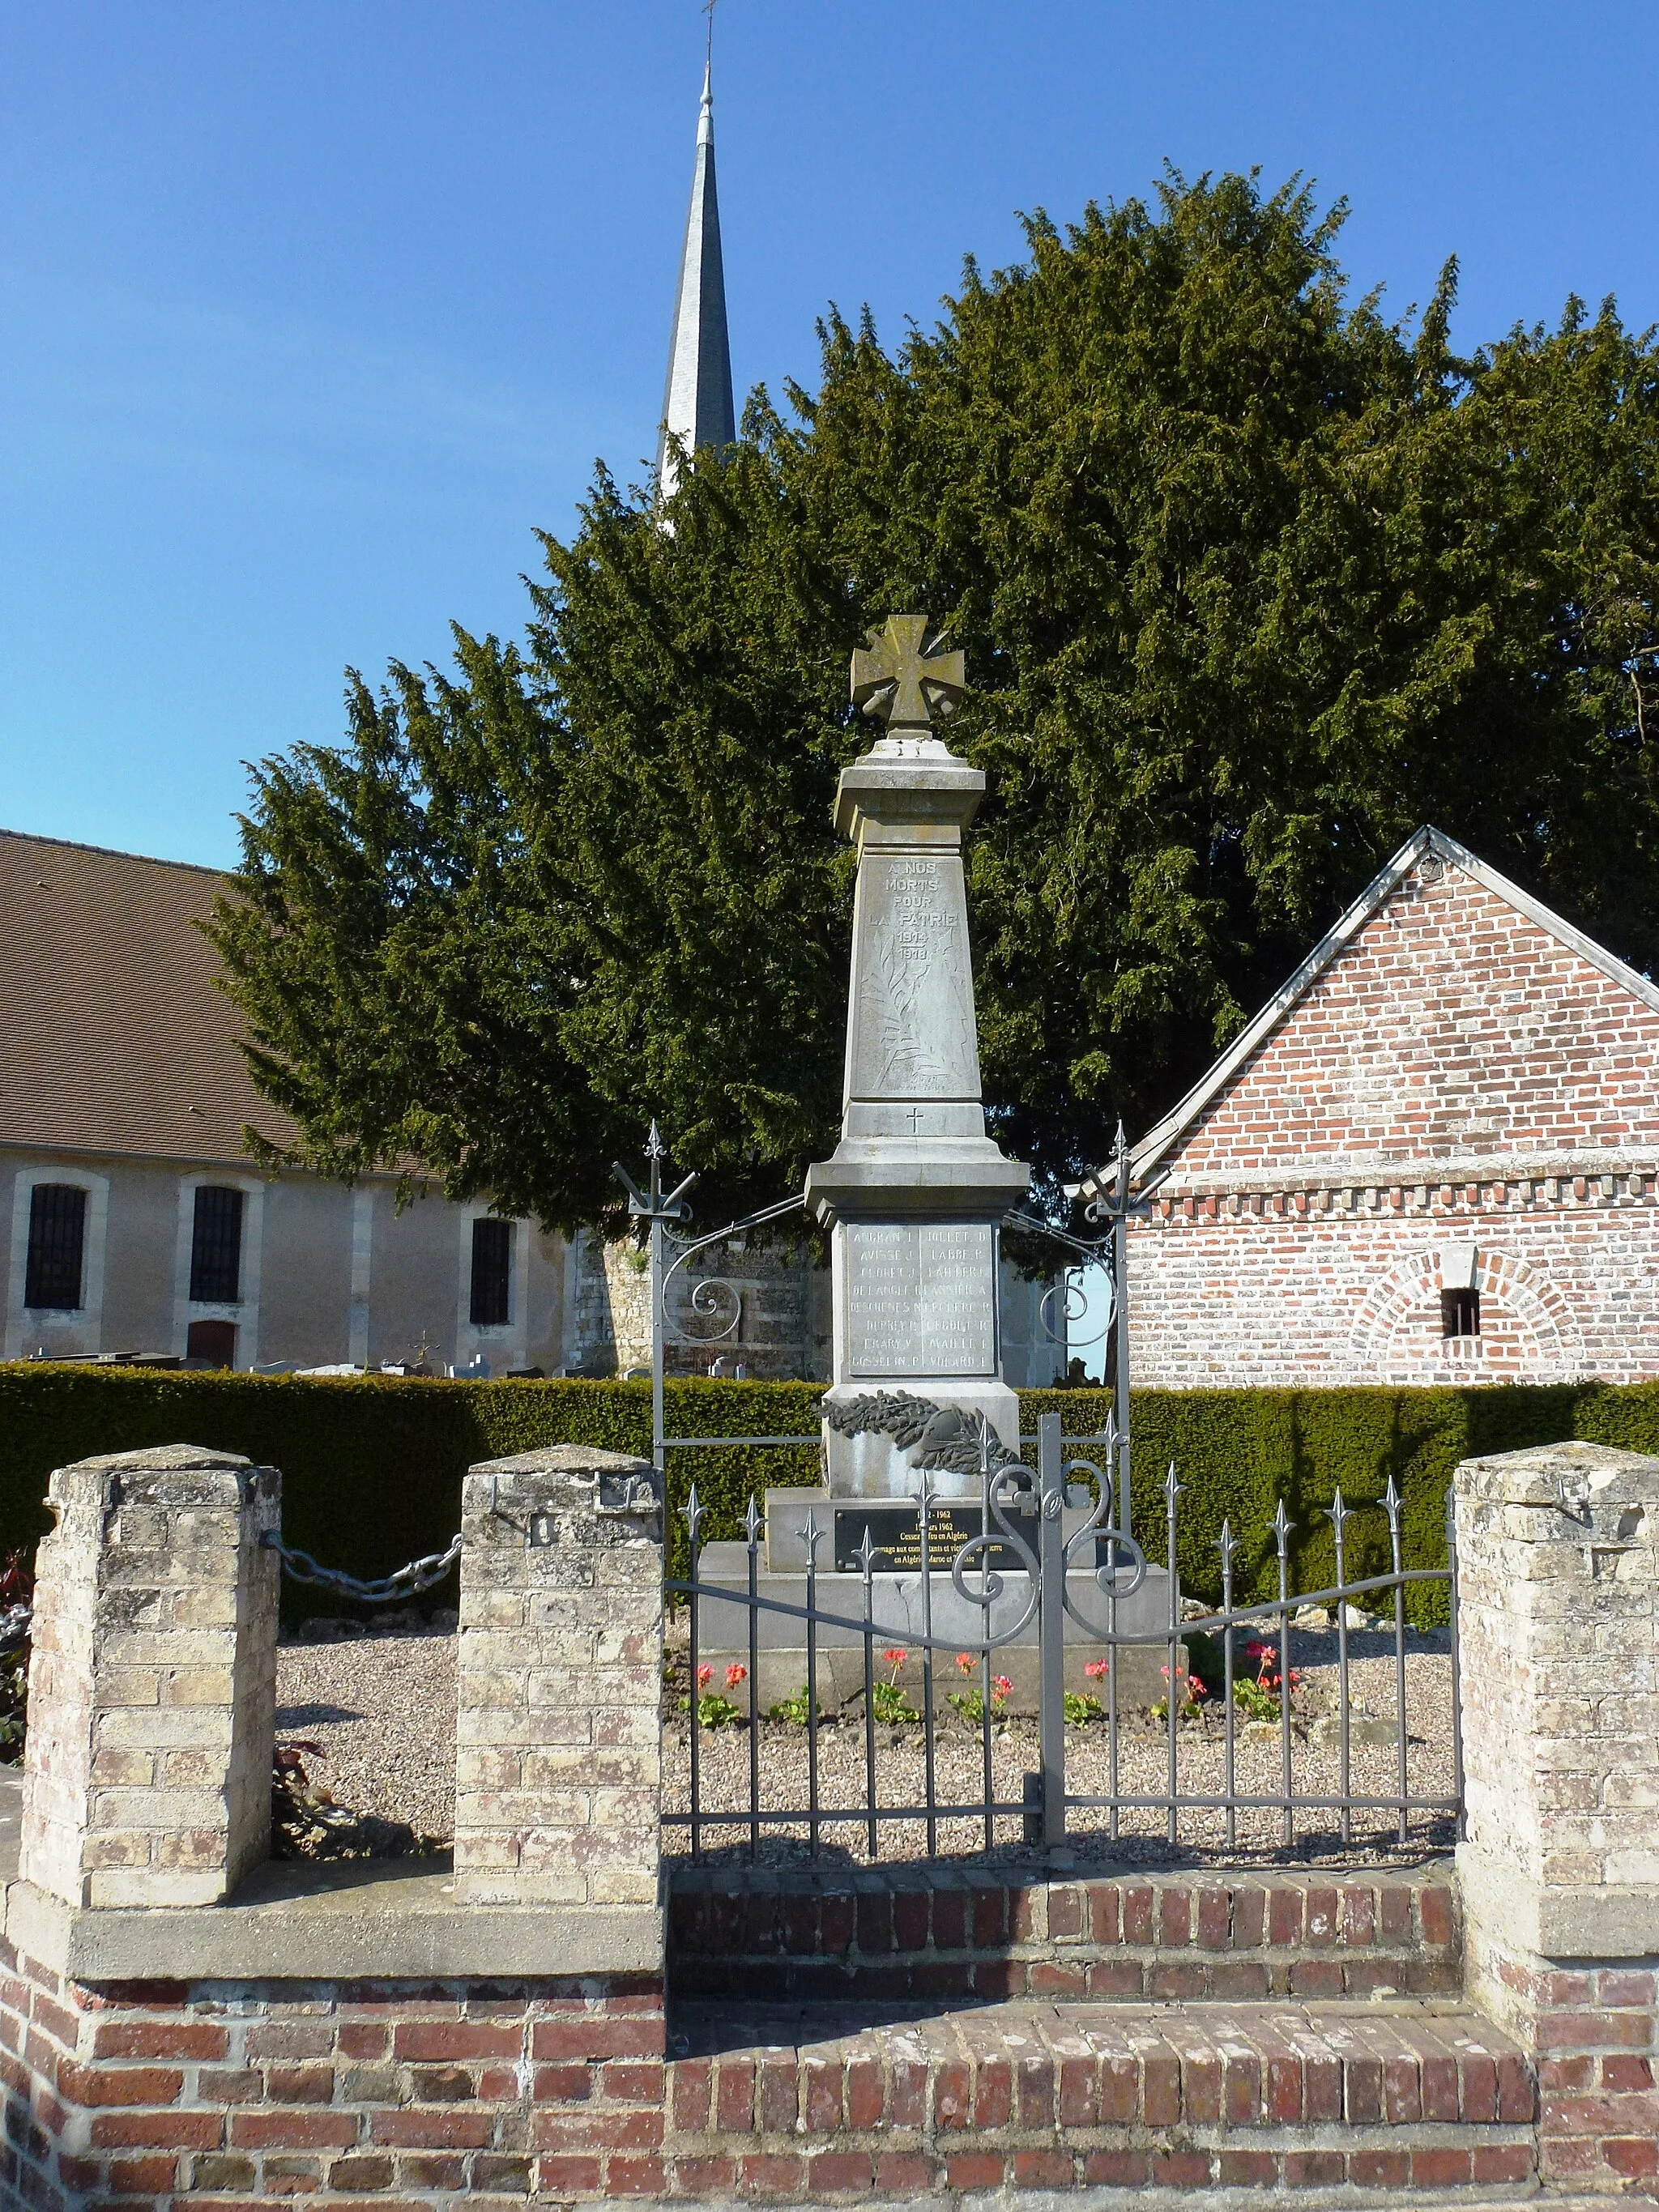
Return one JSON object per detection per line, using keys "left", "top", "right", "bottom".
{"left": 656, "top": 23, "right": 735, "bottom": 497}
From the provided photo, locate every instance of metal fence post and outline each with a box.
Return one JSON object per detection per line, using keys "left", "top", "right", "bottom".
{"left": 1037, "top": 1411, "right": 1067, "bottom": 1848}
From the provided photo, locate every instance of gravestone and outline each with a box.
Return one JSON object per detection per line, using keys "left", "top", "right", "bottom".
{"left": 804, "top": 615, "right": 1030, "bottom": 1501}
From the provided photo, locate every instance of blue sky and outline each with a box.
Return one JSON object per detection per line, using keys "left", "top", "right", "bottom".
{"left": 3, "top": 0, "right": 1657, "bottom": 869}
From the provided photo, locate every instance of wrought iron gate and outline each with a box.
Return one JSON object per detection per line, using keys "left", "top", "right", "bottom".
{"left": 664, "top": 1412, "right": 1463, "bottom": 1865}
{"left": 616, "top": 1132, "right": 1463, "bottom": 1864}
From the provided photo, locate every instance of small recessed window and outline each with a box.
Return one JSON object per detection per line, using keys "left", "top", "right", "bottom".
{"left": 471, "top": 1218, "right": 514, "bottom": 1328}
{"left": 24, "top": 1184, "right": 87, "bottom": 1311}
{"left": 190, "top": 1186, "right": 244, "bottom": 1304}
{"left": 1442, "top": 1287, "right": 1481, "bottom": 1338}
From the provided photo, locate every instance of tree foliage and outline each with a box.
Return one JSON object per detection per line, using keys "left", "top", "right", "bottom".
{"left": 211, "top": 171, "right": 1659, "bottom": 1232}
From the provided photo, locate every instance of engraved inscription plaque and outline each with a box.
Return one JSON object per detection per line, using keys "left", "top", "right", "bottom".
{"left": 844, "top": 1221, "right": 996, "bottom": 1378}
{"left": 832, "top": 1502, "right": 1021, "bottom": 1574}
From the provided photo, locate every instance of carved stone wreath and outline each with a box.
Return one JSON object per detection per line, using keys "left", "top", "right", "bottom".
{"left": 823, "top": 1388, "right": 1027, "bottom": 1485}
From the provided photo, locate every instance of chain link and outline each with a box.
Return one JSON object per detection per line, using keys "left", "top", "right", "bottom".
{"left": 260, "top": 1532, "right": 462, "bottom": 1606}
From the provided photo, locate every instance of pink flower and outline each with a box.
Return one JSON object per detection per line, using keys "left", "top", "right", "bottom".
{"left": 1083, "top": 1659, "right": 1110, "bottom": 1680}
{"left": 955, "top": 1652, "right": 976, "bottom": 1675}
{"left": 1189, "top": 1676, "right": 1206, "bottom": 1698}
{"left": 697, "top": 1664, "right": 712, "bottom": 1689}
{"left": 992, "top": 1677, "right": 1013, "bottom": 1698}
{"left": 724, "top": 1663, "right": 747, "bottom": 1690}
{"left": 883, "top": 1648, "right": 907, "bottom": 1668}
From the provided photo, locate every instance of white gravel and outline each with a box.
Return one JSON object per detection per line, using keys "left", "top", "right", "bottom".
{"left": 275, "top": 1621, "right": 458, "bottom": 1843}
{"left": 275, "top": 1618, "right": 1456, "bottom": 1870}
{"left": 663, "top": 1632, "right": 1457, "bottom": 1869}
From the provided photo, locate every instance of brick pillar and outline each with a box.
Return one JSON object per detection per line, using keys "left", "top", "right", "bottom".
{"left": 1456, "top": 1438, "right": 1659, "bottom": 2193}
{"left": 19, "top": 1443, "right": 280, "bottom": 1910}
{"left": 454, "top": 1443, "right": 663, "bottom": 1907}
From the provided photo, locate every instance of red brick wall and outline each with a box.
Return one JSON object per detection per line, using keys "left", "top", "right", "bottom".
{"left": 1174, "top": 862, "right": 1659, "bottom": 1174}
{"left": 1128, "top": 860, "right": 1659, "bottom": 1387}
{"left": 0, "top": 1941, "right": 666, "bottom": 2210}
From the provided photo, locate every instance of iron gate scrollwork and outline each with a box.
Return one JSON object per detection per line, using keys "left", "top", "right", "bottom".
{"left": 666, "top": 1411, "right": 1462, "bottom": 1865}
{"left": 616, "top": 1129, "right": 1463, "bottom": 1865}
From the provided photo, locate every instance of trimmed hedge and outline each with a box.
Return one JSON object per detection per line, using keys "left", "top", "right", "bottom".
{"left": 4, "top": 1365, "right": 1658, "bottom": 1622}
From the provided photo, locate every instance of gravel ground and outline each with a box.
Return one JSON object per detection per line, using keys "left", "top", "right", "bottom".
{"left": 275, "top": 1618, "right": 1456, "bottom": 1872}
{"left": 275, "top": 1618, "right": 458, "bottom": 1843}
{"left": 664, "top": 1626, "right": 1459, "bottom": 1871}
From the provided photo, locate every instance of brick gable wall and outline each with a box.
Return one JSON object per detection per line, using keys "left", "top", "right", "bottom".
{"left": 1127, "top": 857, "right": 1659, "bottom": 1387}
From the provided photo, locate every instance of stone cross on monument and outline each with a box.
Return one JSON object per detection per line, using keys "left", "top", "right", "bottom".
{"left": 850, "top": 615, "right": 966, "bottom": 742}
{"left": 804, "top": 616, "right": 1030, "bottom": 1498}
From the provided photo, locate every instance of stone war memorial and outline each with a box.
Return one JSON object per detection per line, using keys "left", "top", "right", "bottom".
{"left": 2, "top": 621, "right": 1658, "bottom": 2210}
{"left": 694, "top": 613, "right": 1168, "bottom": 1715}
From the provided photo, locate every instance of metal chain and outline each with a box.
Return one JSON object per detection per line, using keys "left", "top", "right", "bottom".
{"left": 259, "top": 1532, "right": 462, "bottom": 1606}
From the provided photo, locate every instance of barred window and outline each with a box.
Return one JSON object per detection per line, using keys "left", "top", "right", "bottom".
{"left": 470, "top": 1217, "right": 513, "bottom": 1327}
{"left": 24, "top": 1185, "right": 87, "bottom": 1311}
{"left": 190, "top": 1186, "right": 244, "bottom": 1304}
{"left": 1441, "top": 1288, "right": 1481, "bottom": 1339}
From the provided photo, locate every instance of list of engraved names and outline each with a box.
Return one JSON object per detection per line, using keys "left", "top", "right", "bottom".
{"left": 844, "top": 1221, "right": 996, "bottom": 1377}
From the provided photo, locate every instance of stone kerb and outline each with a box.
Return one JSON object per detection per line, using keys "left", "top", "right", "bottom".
{"left": 19, "top": 1443, "right": 279, "bottom": 1911}
{"left": 1454, "top": 1438, "right": 1659, "bottom": 2189}
{"left": 454, "top": 1443, "right": 663, "bottom": 1914}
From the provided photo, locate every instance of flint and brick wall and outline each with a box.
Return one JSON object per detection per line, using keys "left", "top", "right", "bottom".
{"left": 19, "top": 1446, "right": 279, "bottom": 1912}
{"left": 1128, "top": 856, "right": 1659, "bottom": 1387}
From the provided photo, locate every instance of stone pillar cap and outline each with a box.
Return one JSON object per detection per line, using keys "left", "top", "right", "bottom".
{"left": 1456, "top": 1437, "right": 1659, "bottom": 1504}
{"left": 58, "top": 1443, "right": 255, "bottom": 1474}
{"left": 467, "top": 1443, "right": 652, "bottom": 1476}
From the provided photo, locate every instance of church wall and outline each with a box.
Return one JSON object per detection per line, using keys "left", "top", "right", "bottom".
{"left": 0, "top": 1146, "right": 568, "bottom": 1378}
{"left": 258, "top": 1170, "right": 352, "bottom": 1366}
{"left": 96, "top": 1157, "right": 179, "bottom": 1349}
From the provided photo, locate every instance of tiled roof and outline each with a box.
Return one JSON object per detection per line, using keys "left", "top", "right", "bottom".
{"left": 0, "top": 829, "right": 293, "bottom": 1166}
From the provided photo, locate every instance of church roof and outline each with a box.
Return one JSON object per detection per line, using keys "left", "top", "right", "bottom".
{"left": 1126, "top": 825, "right": 1659, "bottom": 1185}
{"left": 0, "top": 828, "right": 292, "bottom": 1167}
{"left": 656, "top": 59, "right": 736, "bottom": 495}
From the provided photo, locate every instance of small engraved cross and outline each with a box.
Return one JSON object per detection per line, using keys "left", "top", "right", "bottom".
{"left": 851, "top": 614, "right": 967, "bottom": 732}
{"left": 906, "top": 1107, "right": 925, "bottom": 1132}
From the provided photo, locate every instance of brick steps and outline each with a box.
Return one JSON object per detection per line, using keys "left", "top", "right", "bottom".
{"left": 668, "top": 1863, "right": 1461, "bottom": 2003}
{"left": 663, "top": 1994, "right": 1536, "bottom": 2197}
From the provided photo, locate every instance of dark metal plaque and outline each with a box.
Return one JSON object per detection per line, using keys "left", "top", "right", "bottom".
{"left": 831, "top": 1502, "right": 1021, "bottom": 1575}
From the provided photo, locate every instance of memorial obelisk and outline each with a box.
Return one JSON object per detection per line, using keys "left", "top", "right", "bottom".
{"left": 805, "top": 617, "right": 1030, "bottom": 1498}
